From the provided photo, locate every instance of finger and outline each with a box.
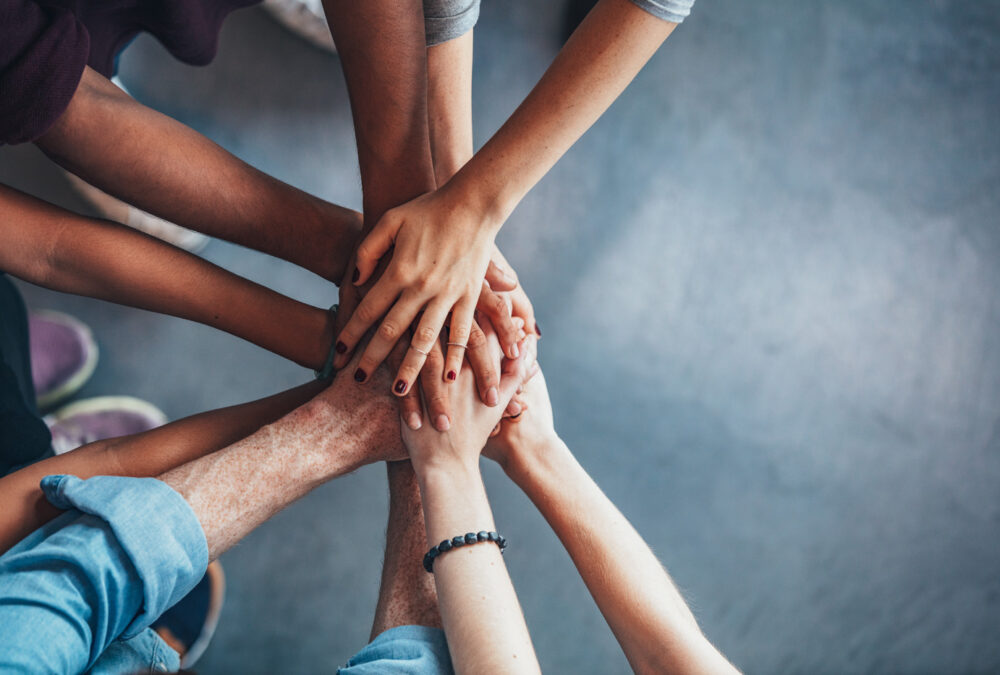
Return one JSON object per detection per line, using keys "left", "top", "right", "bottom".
{"left": 465, "top": 321, "right": 500, "bottom": 407}
{"left": 393, "top": 299, "right": 451, "bottom": 396}
{"left": 498, "top": 334, "right": 537, "bottom": 403}
{"left": 489, "top": 421, "right": 502, "bottom": 437}
{"left": 354, "top": 213, "right": 399, "bottom": 286}
{"left": 389, "top": 338, "right": 423, "bottom": 430}
{"left": 444, "top": 296, "right": 476, "bottom": 383}
{"left": 511, "top": 287, "right": 538, "bottom": 337}
{"left": 484, "top": 259, "right": 518, "bottom": 292}
{"left": 419, "top": 341, "right": 451, "bottom": 431}
{"left": 334, "top": 276, "right": 406, "bottom": 370}
{"left": 355, "top": 296, "right": 423, "bottom": 386}
{"left": 477, "top": 284, "right": 519, "bottom": 360}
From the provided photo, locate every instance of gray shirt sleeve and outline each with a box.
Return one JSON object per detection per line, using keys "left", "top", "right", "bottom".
{"left": 424, "top": 0, "right": 481, "bottom": 47}
{"left": 627, "top": 0, "right": 695, "bottom": 23}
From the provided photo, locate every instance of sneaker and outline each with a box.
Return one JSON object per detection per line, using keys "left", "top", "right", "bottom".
{"left": 29, "top": 311, "right": 99, "bottom": 410}
{"left": 62, "top": 78, "right": 210, "bottom": 254}
{"left": 153, "top": 560, "right": 226, "bottom": 668}
{"left": 262, "top": 0, "right": 336, "bottom": 53}
{"left": 45, "top": 396, "right": 168, "bottom": 455}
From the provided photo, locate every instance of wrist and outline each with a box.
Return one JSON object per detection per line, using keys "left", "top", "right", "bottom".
{"left": 413, "top": 454, "right": 482, "bottom": 490}
{"left": 442, "top": 167, "right": 511, "bottom": 238}
{"left": 502, "top": 433, "right": 570, "bottom": 489}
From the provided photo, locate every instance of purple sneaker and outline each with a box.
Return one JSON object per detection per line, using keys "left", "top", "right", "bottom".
{"left": 29, "top": 311, "right": 99, "bottom": 410}
{"left": 153, "top": 560, "right": 226, "bottom": 668}
{"left": 45, "top": 396, "right": 168, "bottom": 455}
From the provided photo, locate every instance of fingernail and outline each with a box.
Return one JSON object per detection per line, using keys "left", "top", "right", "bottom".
{"left": 508, "top": 401, "right": 522, "bottom": 416}
{"left": 351, "top": 268, "right": 360, "bottom": 283}
{"left": 509, "top": 343, "right": 520, "bottom": 359}
{"left": 335, "top": 341, "right": 348, "bottom": 354}
{"left": 394, "top": 379, "right": 406, "bottom": 394}
{"left": 406, "top": 413, "right": 422, "bottom": 430}
{"left": 486, "top": 387, "right": 499, "bottom": 406}
{"left": 436, "top": 414, "right": 451, "bottom": 431}
{"left": 535, "top": 323, "right": 542, "bottom": 337}
{"left": 354, "top": 368, "right": 366, "bottom": 383}
{"left": 447, "top": 370, "right": 457, "bottom": 381}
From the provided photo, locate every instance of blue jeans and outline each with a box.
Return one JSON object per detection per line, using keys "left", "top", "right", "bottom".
{"left": 0, "top": 475, "right": 207, "bottom": 673}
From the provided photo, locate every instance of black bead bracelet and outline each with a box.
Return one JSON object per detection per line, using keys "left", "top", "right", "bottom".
{"left": 423, "top": 531, "right": 507, "bottom": 573}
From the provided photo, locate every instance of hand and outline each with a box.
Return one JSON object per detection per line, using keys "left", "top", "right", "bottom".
{"left": 483, "top": 366, "right": 558, "bottom": 476}
{"left": 403, "top": 332, "right": 537, "bottom": 473}
{"left": 310, "top": 343, "right": 407, "bottom": 466}
{"left": 334, "top": 186, "right": 512, "bottom": 394}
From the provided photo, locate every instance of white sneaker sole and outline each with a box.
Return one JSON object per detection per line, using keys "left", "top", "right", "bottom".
{"left": 33, "top": 311, "right": 100, "bottom": 411}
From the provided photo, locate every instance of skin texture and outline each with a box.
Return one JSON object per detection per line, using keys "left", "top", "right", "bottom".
{"left": 403, "top": 332, "right": 540, "bottom": 674}
{"left": 339, "top": 0, "right": 674, "bottom": 384}
{"left": 160, "top": 349, "right": 404, "bottom": 560}
{"left": 0, "top": 184, "right": 335, "bottom": 370}
{"left": 0, "top": 381, "right": 325, "bottom": 554}
{"left": 369, "top": 461, "right": 443, "bottom": 639}
{"left": 36, "top": 66, "right": 361, "bottom": 283}
{"left": 485, "top": 372, "right": 739, "bottom": 674}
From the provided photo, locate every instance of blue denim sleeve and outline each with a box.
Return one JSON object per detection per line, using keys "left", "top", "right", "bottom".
{"left": 628, "top": 0, "right": 695, "bottom": 23}
{"left": 0, "top": 475, "right": 208, "bottom": 674}
{"left": 424, "top": 0, "right": 480, "bottom": 47}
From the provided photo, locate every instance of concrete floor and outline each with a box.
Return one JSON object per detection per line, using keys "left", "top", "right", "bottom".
{"left": 2, "top": 0, "right": 999, "bottom": 672}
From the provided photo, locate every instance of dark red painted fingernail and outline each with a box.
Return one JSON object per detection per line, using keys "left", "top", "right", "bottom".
{"left": 447, "top": 370, "right": 457, "bottom": 381}
{"left": 394, "top": 379, "right": 407, "bottom": 394}
{"left": 352, "top": 268, "right": 360, "bottom": 283}
{"left": 335, "top": 341, "right": 348, "bottom": 354}
{"left": 354, "top": 368, "right": 366, "bottom": 382}
{"left": 535, "top": 323, "right": 542, "bottom": 337}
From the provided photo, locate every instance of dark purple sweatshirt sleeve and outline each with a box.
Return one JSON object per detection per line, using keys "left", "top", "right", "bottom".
{"left": 0, "top": 0, "right": 90, "bottom": 145}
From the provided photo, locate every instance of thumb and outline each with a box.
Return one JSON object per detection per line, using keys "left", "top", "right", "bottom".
{"left": 484, "top": 260, "right": 518, "bottom": 292}
{"left": 497, "top": 335, "right": 536, "bottom": 403}
{"left": 354, "top": 214, "right": 399, "bottom": 285}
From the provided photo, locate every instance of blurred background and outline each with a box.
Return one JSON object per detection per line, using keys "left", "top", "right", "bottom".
{"left": 2, "top": 0, "right": 999, "bottom": 671}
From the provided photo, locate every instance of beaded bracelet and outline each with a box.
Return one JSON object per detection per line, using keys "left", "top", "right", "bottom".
{"left": 423, "top": 531, "right": 507, "bottom": 573}
{"left": 314, "top": 304, "right": 340, "bottom": 380}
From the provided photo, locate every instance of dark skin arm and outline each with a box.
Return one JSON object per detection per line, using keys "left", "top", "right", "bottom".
{"left": 0, "top": 184, "right": 335, "bottom": 370}
{"left": 35, "top": 66, "right": 360, "bottom": 283}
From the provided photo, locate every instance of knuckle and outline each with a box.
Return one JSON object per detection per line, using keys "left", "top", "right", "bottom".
{"left": 415, "top": 325, "right": 439, "bottom": 345}
{"left": 377, "top": 320, "right": 400, "bottom": 341}
{"left": 467, "top": 328, "right": 487, "bottom": 350}
{"left": 355, "top": 302, "right": 381, "bottom": 325}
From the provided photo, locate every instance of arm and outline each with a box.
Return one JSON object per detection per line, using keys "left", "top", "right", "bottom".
{"left": 403, "top": 329, "right": 539, "bottom": 673}
{"left": 0, "top": 379, "right": 324, "bottom": 554}
{"left": 0, "top": 350, "right": 403, "bottom": 672}
{"left": 321, "top": 0, "right": 513, "bottom": 429}
{"left": 36, "top": 66, "right": 360, "bottom": 283}
{"left": 337, "top": 0, "right": 673, "bottom": 384}
{"left": 485, "top": 372, "right": 738, "bottom": 674}
{"left": 0, "top": 184, "right": 335, "bottom": 370}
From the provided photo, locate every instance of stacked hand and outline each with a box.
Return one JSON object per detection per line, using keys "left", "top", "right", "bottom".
{"left": 332, "top": 186, "right": 539, "bottom": 432}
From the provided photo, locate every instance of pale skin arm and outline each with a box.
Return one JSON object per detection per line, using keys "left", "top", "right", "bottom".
{"left": 0, "top": 184, "right": 335, "bottom": 370}
{"left": 339, "top": 0, "right": 674, "bottom": 382}
{"left": 0, "top": 380, "right": 325, "bottom": 554}
{"left": 485, "top": 373, "right": 739, "bottom": 674}
{"left": 35, "top": 66, "right": 361, "bottom": 283}
{"left": 161, "top": 350, "right": 405, "bottom": 560}
{"left": 404, "top": 331, "right": 540, "bottom": 673}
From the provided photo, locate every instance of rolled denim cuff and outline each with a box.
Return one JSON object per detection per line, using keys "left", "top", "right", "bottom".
{"left": 41, "top": 474, "right": 209, "bottom": 638}
{"left": 628, "top": 0, "right": 695, "bottom": 23}
{"left": 424, "top": 0, "right": 480, "bottom": 46}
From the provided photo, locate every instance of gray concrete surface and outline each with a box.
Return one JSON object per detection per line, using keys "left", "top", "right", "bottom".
{"left": 2, "top": 0, "right": 998, "bottom": 672}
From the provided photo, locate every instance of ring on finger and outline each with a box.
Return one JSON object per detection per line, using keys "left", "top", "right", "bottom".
{"left": 410, "top": 344, "right": 431, "bottom": 356}
{"left": 446, "top": 342, "right": 467, "bottom": 349}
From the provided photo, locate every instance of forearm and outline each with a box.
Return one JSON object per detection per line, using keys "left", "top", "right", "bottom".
{"left": 322, "top": 0, "right": 436, "bottom": 227}
{"left": 35, "top": 66, "right": 360, "bottom": 281}
{"left": 417, "top": 460, "right": 539, "bottom": 674}
{"left": 0, "top": 184, "right": 333, "bottom": 369}
{"left": 160, "top": 386, "right": 390, "bottom": 560}
{"left": 506, "top": 438, "right": 736, "bottom": 674}
{"left": 427, "top": 31, "right": 474, "bottom": 184}
{"left": 0, "top": 380, "right": 323, "bottom": 554}
{"left": 446, "top": 0, "right": 675, "bottom": 226}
